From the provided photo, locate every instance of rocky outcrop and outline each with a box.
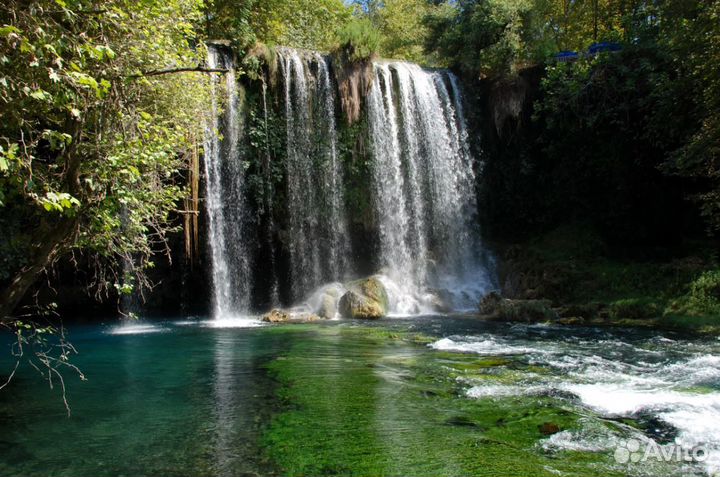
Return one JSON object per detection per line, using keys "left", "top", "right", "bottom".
{"left": 479, "top": 291, "right": 556, "bottom": 323}
{"left": 262, "top": 309, "right": 290, "bottom": 323}
{"left": 339, "top": 276, "right": 389, "bottom": 319}
{"left": 332, "top": 48, "right": 374, "bottom": 125}
{"left": 262, "top": 309, "right": 322, "bottom": 323}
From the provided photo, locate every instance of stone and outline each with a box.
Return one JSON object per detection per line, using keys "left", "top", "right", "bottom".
{"left": 427, "top": 288, "right": 454, "bottom": 313}
{"left": 338, "top": 276, "right": 390, "bottom": 319}
{"left": 262, "top": 309, "right": 290, "bottom": 323}
{"left": 479, "top": 291, "right": 503, "bottom": 315}
{"left": 539, "top": 422, "right": 561, "bottom": 436}
{"left": 339, "top": 290, "right": 385, "bottom": 319}
{"left": 478, "top": 292, "right": 557, "bottom": 323}
{"left": 262, "top": 309, "right": 322, "bottom": 323}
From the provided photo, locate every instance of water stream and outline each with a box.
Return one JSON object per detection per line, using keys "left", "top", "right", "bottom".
{"left": 1, "top": 319, "right": 717, "bottom": 476}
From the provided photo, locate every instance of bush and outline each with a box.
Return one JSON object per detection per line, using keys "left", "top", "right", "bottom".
{"left": 335, "top": 18, "right": 381, "bottom": 62}
{"left": 670, "top": 270, "right": 720, "bottom": 317}
{"left": 609, "top": 298, "right": 662, "bottom": 320}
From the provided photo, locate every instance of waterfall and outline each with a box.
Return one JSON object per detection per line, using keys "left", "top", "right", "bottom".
{"left": 204, "top": 46, "right": 253, "bottom": 318}
{"left": 277, "top": 48, "right": 351, "bottom": 301}
{"left": 202, "top": 45, "right": 492, "bottom": 317}
{"left": 261, "top": 79, "right": 280, "bottom": 307}
{"left": 368, "top": 62, "right": 491, "bottom": 313}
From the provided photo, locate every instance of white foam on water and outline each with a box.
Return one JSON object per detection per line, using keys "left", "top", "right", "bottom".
{"left": 201, "top": 316, "right": 264, "bottom": 328}
{"left": 430, "top": 330, "right": 720, "bottom": 475}
{"left": 541, "top": 428, "right": 624, "bottom": 453}
{"left": 107, "top": 324, "right": 166, "bottom": 335}
{"left": 430, "top": 336, "right": 549, "bottom": 356}
{"left": 466, "top": 384, "right": 522, "bottom": 398}
{"left": 377, "top": 273, "right": 433, "bottom": 317}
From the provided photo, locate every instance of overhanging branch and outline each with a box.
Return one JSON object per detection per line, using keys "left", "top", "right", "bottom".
{"left": 127, "top": 66, "right": 229, "bottom": 79}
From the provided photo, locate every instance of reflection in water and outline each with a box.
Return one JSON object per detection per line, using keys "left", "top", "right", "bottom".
{"left": 212, "top": 331, "right": 238, "bottom": 476}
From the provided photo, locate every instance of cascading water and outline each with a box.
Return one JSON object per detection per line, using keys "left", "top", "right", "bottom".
{"left": 204, "top": 46, "right": 253, "bottom": 319}
{"left": 203, "top": 45, "right": 492, "bottom": 317}
{"left": 368, "top": 61, "right": 493, "bottom": 313}
{"left": 277, "top": 48, "right": 351, "bottom": 301}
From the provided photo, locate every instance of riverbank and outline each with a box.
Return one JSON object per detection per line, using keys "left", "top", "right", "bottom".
{"left": 486, "top": 224, "right": 720, "bottom": 334}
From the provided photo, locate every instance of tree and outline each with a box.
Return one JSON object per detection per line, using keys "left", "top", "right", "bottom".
{"left": 660, "top": 0, "right": 720, "bottom": 233}
{"left": 0, "top": 0, "right": 212, "bottom": 323}
{"left": 207, "top": 0, "right": 353, "bottom": 52}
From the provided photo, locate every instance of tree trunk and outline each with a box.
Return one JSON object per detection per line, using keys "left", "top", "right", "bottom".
{"left": 0, "top": 217, "right": 79, "bottom": 322}
{"left": 0, "top": 119, "right": 83, "bottom": 323}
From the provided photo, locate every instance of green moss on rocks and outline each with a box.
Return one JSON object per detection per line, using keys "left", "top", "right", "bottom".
{"left": 339, "top": 276, "right": 390, "bottom": 319}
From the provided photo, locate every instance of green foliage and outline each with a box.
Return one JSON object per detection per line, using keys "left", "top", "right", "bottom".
{"left": 208, "top": 0, "right": 353, "bottom": 52}
{"left": 669, "top": 270, "right": 720, "bottom": 317}
{"left": 660, "top": 0, "right": 720, "bottom": 234}
{"left": 0, "top": 0, "right": 210, "bottom": 301}
{"left": 335, "top": 18, "right": 381, "bottom": 62}
{"left": 243, "top": 89, "right": 287, "bottom": 216}
{"left": 608, "top": 298, "right": 662, "bottom": 321}
{"left": 362, "top": 0, "right": 433, "bottom": 63}
{"left": 425, "top": 0, "right": 573, "bottom": 75}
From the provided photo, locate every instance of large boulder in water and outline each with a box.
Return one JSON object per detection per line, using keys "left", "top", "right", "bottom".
{"left": 307, "top": 283, "right": 346, "bottom": 319}
{"left": 339, "top": 277, "right": 389, "bottom": 319}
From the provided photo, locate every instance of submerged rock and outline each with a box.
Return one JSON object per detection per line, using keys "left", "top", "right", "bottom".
{"left": 339, "top": 276, "right": 389, "bottom": 319}
{"left": 538, "top": 422, "right": 561, "bottom": 436}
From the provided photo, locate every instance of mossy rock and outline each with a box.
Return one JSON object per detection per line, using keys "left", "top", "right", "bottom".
{"left": 479, "top": 292, "right": 556, "bottom": 323}
{"left": 339, "top": 276, "right": 389, "bottom": 319}
{"left": 339, "top": 291, "right": 385, "bottom": 319}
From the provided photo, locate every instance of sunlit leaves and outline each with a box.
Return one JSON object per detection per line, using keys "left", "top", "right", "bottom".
{"left": 37, "top": 191, "right": 80, "bottom": 214}
{"left": 0, "top": 0, "right": 210, "bottom": 299}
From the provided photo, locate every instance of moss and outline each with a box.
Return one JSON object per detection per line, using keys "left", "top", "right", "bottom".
{"left": 242, "top": 42, "right": 278, "bottom": 82}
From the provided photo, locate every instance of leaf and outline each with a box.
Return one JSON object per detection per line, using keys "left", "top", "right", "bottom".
{"left": 29, "top": 89, "right": 51, "bottom": 101}
{"left": 0, "top": 26, "right": 21, "bottom": 37}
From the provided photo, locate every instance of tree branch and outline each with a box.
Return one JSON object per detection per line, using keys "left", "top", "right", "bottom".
{"left": 127, "top": 66, "right": 229, "bottom": 79}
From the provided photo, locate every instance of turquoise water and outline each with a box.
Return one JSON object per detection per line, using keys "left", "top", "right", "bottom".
{"left": 1, "top": 318, "right": 719, "bottom": 476}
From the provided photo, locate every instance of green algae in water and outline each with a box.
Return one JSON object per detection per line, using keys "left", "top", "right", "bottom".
{"left": 0, "top": 319, "right": 709, "bottom": 477}
{"left": 260, "top": 325, "right": 624, "bottom": 477}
